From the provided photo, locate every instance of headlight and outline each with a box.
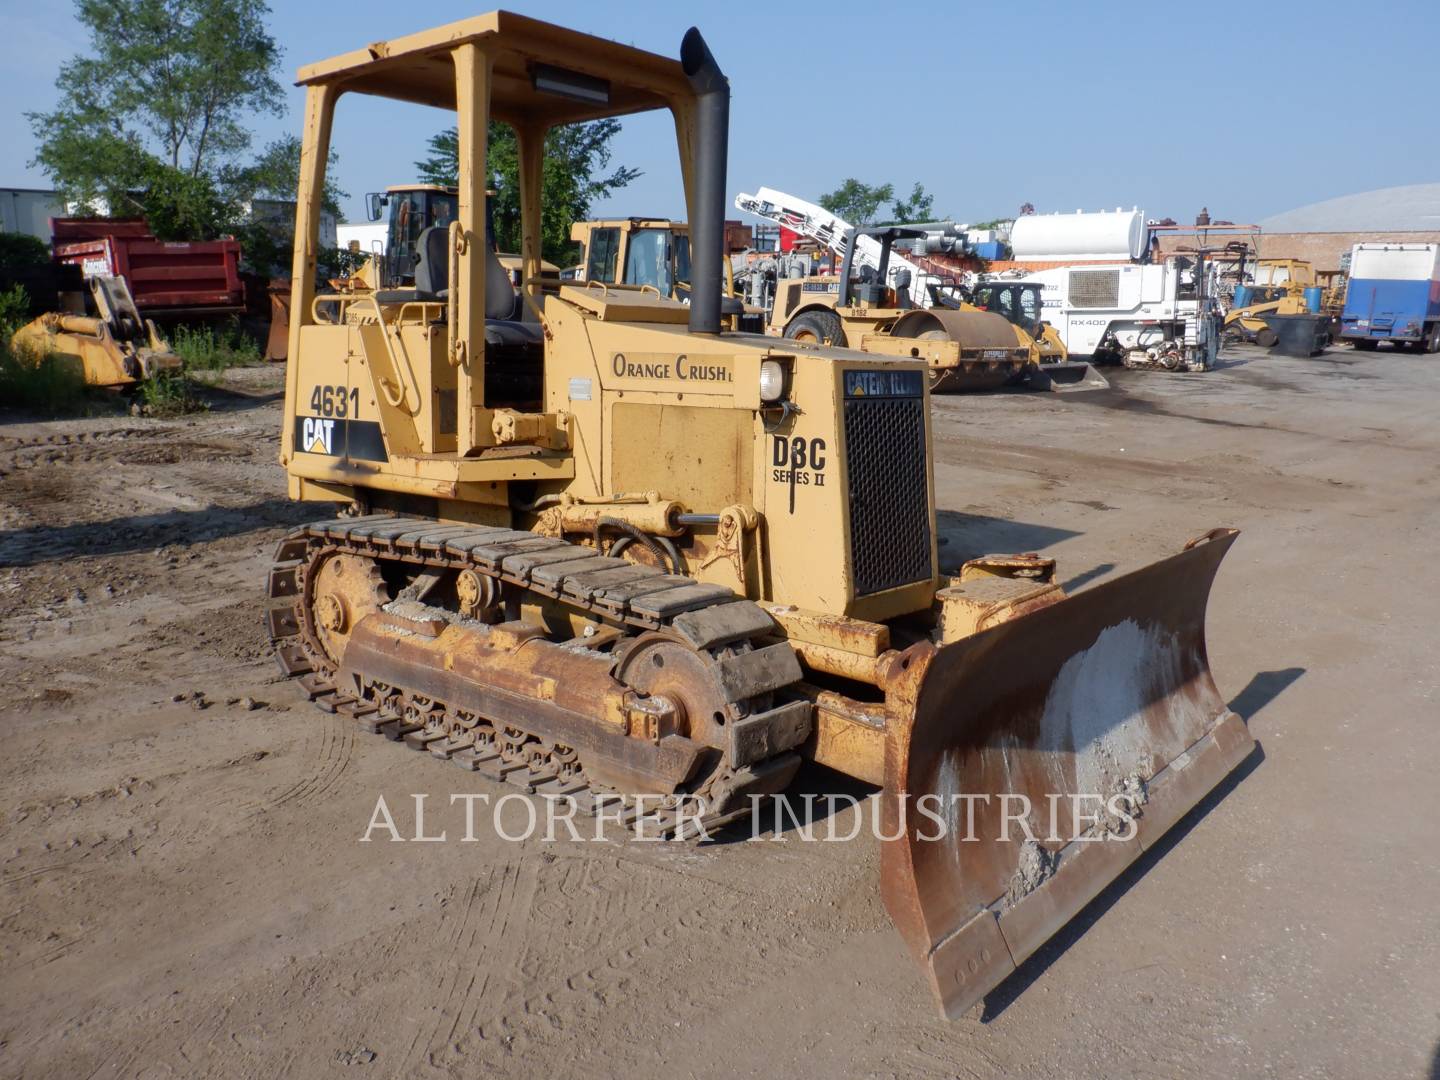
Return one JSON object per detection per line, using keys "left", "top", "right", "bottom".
{"left": 759, "top": 359, "right": 786, "bottom": 402}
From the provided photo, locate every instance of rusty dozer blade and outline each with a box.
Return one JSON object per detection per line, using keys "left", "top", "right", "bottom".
{"left": 1031, "top": 360, "right": 1110, "bottom": 392}
{"left": 880, "top": 528, "right": 1253, "bottom": 1019}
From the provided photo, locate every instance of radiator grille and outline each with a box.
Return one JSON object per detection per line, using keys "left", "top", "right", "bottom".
{"left": 844, "top": 394, "right": 932, "bottom": 595}
{"left": 1068, "top": 269, "right": 1121, "bottom": 308}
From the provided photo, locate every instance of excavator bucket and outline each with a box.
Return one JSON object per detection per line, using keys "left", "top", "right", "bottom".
{"left": 1032, "top": 360, "right": 1110, "bottom": 392}
{"left": 879, "top": 528, "right": 1253, "bottom": 1018}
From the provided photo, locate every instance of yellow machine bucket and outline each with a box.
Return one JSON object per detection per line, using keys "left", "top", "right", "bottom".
{"left": 878, "top": 528, "right": 1253, "bottom": 1018}
{"left": 1033, "top": 359, "right": 1110, "bottom": 392}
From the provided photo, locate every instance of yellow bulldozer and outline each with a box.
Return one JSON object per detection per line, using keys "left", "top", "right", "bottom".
{"left": 10, "top": 275, "right": 182, "bottom": 387}
{"left": 267, "top": 11, "right": 1255, "bottom": 1019}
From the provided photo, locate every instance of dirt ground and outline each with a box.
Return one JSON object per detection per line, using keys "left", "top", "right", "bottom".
{"left": 2, "top": 346, "right": 1438, "bottom": 1079}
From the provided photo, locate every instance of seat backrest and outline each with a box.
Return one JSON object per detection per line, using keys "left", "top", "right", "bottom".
{"left": 484, "top": 242, "right": 517, "bottom": 320}
{"left": 414, "top": 226, "right": 449, "bottom": 297}
{"left": 412, "top": 223, "right": 518, "bottom": 320}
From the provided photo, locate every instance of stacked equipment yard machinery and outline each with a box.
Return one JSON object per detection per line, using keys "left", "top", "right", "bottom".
{"left": 1014, "top": 257, "right": 1223, "bottom": 371}
{"left": 1224, "top": 259, "right": 1322, "bottom": 347}
{"left": 732, "top": 189, "right": 1103, "bottom": 392}
{"left": 7, "top": 215, "right": 240, "bottom": 387}
{"left": 269, "top": 11, "right": 1255, "bottom": 1018}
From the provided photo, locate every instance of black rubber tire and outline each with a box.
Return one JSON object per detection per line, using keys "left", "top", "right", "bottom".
{"left": 1353, "top": 339, "right": 1379, "bottom": 352}
{"left": 1428, "top": 325, "right": 1440, "bottom": 354}
{"left": 784, "top": 309, "right": 847, "bottom": 347}
{"left": 1255, "top": 327, "right": 1278, "bottom": 348}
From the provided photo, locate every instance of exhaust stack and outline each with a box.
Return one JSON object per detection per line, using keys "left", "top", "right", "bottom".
{"left": 680, "top": 27, "right": 728, "bottom": 336}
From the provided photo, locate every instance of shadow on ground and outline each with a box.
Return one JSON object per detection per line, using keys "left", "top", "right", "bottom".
{"left": 1062, "top": 562, "right": 1116, "bottom": 592}
{"left": 197, "top": 384, "right": 286, "bottom": 413}
{"left": 705, "top": 761, "right": 878, "bottom": 845}
{"left": 937, "top": 510, "right": 1079, "bottom": 568}
{"left": 1228, "top": 667, "right": 1306, "bottom": 722}
{"left": 0, "top": 498, "right": 315, "bottom": 568}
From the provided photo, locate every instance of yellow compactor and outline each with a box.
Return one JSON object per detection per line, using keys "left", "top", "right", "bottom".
{"left": 267, "top": 11, "right": 1255, "bottom": 1018}
{"left": 770, "top": 229, "right": 1105, "bottom": 392}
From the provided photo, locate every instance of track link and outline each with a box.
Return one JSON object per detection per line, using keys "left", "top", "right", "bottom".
{"left": 264, "top": 514, "right": 806, "bottom": 836}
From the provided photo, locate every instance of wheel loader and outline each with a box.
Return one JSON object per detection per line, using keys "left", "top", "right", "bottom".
{"left": 1222, "top": 258, "right": 1320, "bottom": 346}
{"left": 268, "top": 11, "right": 1255, "bottom": 1019}
{"left": 350, "top": 183, "right": 561, "bottom": 304}
{"left": 568, "top": 216, "right": 766, "bottom": 331}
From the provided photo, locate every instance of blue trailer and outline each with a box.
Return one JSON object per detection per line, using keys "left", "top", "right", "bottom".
{"left": 1339, "top": 243, "right": 1440, "bottom": 352}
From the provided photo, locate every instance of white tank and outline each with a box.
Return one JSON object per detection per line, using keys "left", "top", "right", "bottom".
{"left": 1010, "top": 208, "right": 1147, "bottom": 262}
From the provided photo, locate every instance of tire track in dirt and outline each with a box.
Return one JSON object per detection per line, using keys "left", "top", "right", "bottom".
{"left": 402, "top": 855, "right": 829, "bottom": 1074}
{"left": 249, "top": 709, "right": 353, "bottom": 816}
{"left": 0, "top": 430, "right": 257, "bottom": 473}
{"left": 402, "top": 858, "right": 538, "bottom": 1071}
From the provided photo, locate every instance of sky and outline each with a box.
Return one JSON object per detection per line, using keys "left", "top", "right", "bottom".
{"left": 3, "top": 0, "right": 1438, "bottom": 229}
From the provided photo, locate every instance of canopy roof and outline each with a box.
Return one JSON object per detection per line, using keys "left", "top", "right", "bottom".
{"left": 296, "top": 10, "right": 693, "bottom": 128}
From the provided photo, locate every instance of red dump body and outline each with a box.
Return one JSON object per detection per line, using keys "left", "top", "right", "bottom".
{"left": 50, "top": 218, "right": 244, "bottom": 316}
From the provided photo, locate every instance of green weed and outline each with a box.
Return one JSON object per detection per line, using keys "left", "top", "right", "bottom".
{"left": 137, "top": 370, "right": 205, "bottom": 417}
{"left": 168, "top": 320, "right": 263, "bottom": 372}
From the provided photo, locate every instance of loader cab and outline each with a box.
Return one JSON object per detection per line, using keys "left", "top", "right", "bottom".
{"left": 572, "top": 217, "right": 765, "bottom": 330}
{"left": 572, "top": 218, "right": 693, "bottom": 299}
{"left": 971, "top": 281, "right": 1046, "bottom": 340}
{"left": 364, "top": 185, "right": 459, "bottom": 290}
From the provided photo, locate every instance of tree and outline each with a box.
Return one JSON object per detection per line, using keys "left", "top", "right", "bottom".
{"left": 29, "top": 0, "right": 284, "bottom": 210}
{"left": 819, "top": 179, "right": 938, "bottom": 226}
{"left": 226, "top": 136, "right": 347, "bottom": 218}
{"left": 136, "top": 162, "right": 238, "bottom": 240}
{"left": 219, "top": 137, "right": 352, "bottom": 276}
{"left": 819, "top": 180, "right": 894, "bottom": 227}
{"left": 887, "top": 183, "right": 934, "bottom": 225}
{"left": 414, "top": 120, "right": 641, "bottom": 264}
{"left": 415, "top": 130, "right": 460, "bottom": 188}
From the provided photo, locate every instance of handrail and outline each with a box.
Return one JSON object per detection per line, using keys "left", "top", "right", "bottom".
{"left": 447, "top": 220, "right": 462, "bottom": 367}
{"left": 518, "top": 275, "right": 552, "bottom": 338}
{"left": 358, "top": 296, "right": 423, "bottom": 415}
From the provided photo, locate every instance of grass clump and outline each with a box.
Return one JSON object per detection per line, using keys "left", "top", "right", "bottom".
{"left": 137, "top": 370, "right": 205, "bottom": 417}
{"left": 0, "top": 285, "right": 92, "bottom": 414}
{"left": 138, "top": 319, "right": 262, "bottom": 414}
{"left": 169, "top": 320, "right": 263, "bottom": 373}
{"left": 0, "top": 340, "right": 91, "bottom": 413}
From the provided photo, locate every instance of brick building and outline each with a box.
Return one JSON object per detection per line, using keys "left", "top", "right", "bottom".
{"left": 1160, "top": 183, "right": 1440, "bottom": 271}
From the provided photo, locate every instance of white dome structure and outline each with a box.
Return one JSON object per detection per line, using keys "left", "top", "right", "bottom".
{"left": 1259, "top": 184, "right": 1440, "bottom": 233}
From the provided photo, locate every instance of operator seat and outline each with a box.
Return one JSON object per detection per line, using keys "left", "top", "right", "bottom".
{"left": 374, "top": 225, "right": 543, "bottom": 347}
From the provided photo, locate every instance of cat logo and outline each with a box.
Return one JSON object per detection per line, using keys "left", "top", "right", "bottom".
{"left": 302, "top": 417, "right": 336, "bottom": 455}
